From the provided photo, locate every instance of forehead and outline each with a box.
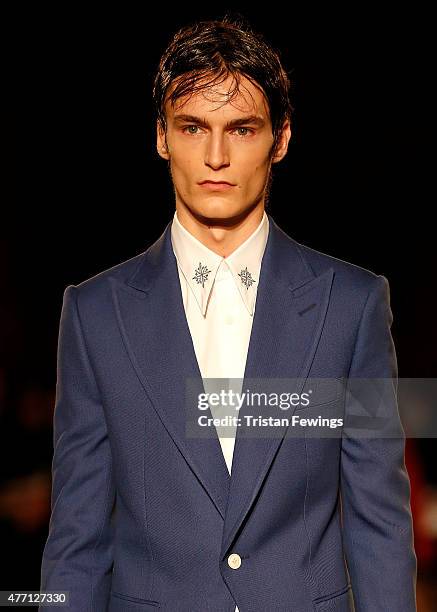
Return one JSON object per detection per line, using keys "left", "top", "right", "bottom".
{"left": 164, "top": 73, "right": 271, "bottom": 120}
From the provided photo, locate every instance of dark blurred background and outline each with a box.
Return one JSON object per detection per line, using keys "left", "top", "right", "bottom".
{"left": 4, "top": 4, "right": 436, "bottom": 610}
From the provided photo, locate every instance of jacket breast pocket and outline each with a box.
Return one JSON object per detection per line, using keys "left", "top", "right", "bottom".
{"left": 313, "top": 584, "right": 355, "bottom": 611}
{"left": 109, "top": 591, "right": 160, "bottom": 610}
{"left": 296, "top": 378, "right": 344, "bottom": 410}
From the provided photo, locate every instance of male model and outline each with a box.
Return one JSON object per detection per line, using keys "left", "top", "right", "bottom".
{"left": 40, "top": 17, "right": 417, "bottom": 611}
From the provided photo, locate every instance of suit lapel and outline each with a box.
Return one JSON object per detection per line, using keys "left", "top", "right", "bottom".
{"left": 219, "top": 218, "right": 335, "bottom": 559}
{"left": 111, "top": 214, "right": 335, "bottom": 559}
{"left": 111, "top": 220, "right": 231, "bottom": 519}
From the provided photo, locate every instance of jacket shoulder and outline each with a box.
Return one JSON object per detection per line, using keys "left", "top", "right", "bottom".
{"left": 293, "top": 237, "right": 387, "bottom": 294}
{"left": 84, "top": 251, "right": 144, "bottom": 284}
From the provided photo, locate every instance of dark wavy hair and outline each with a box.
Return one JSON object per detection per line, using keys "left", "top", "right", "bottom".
{"left": 152, "top": 15, "right": 293, "bottom": 158}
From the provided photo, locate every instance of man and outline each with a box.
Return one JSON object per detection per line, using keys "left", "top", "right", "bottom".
{"left": 40, "top": 17, "right": 417, "bottom": 611}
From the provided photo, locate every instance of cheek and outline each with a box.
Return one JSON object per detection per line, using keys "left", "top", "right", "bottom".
{"left": 236, "top": 146, "right": 271, "bottom": 169}
{"left": 238, "top": 157, "right": 270, "bottom": 182}
{"left": 171, "top": 156, "right": 196, "bottom": 180}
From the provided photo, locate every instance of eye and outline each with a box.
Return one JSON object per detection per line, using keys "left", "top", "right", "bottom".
{"left": 234, "top": 127, "right": 253, "bottom": 137}
{"left": 182, "top": 125, "right": 254, "bottom": 136}
{"left": 183, "top": 125, "right": 201, "bottom": 135}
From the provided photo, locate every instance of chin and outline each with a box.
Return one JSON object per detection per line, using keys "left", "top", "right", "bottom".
{"left": 193, "top": 200, "right": 243, "bottom": 220}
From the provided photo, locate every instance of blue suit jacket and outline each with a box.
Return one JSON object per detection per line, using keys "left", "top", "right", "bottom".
{"left": 40, "top": 214, "right": 417, "bottom": 611}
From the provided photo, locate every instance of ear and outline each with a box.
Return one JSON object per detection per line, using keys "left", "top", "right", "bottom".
{"left": 271, "top": 119, "right": 292, "bottom": 164}
{"left": 156, "top": 121, "right": 170, "bottom": 160}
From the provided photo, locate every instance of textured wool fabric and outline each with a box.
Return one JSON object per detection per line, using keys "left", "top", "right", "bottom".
{"left": 40, "top": 213, "right": 417, "bottom": 611}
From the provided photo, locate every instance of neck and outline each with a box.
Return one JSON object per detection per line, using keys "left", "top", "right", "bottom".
{"left": 175, "top": 202, "right": 265, "bottom": 258}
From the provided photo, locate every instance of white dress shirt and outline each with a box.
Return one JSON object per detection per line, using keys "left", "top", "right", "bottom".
{"left": 170, "top": 209, "right": 269, "bottom": 612}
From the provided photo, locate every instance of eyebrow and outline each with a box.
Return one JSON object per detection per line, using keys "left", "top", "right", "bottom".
{"left": 173, "top": 114, "right": 266, "bottom": 128}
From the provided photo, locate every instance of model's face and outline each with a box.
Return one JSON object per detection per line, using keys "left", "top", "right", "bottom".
{"left": 157, "top": 73, "right": 291, "bottom": 223}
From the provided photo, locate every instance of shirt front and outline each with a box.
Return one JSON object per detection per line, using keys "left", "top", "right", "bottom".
{"left": 171, "top": 209, "right": 269, "bottom": 612}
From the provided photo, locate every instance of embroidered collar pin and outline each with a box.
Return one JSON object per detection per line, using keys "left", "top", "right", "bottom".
{"left": 192, "top": 262, "right": 211, "bottom": 288}
{"left": 238, "top": 266, "right": 256, "bottom": 290}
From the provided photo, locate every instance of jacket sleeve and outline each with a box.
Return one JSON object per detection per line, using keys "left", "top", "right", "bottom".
{"left": 40, "top": 285, "right": 116, "bottom": 611}
{"left": 340, "top": 275, "right": 417, "bottom": 612}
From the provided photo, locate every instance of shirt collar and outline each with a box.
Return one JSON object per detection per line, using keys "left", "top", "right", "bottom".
{"left": 171, "top": 209, "right": 269, "bottom": 317}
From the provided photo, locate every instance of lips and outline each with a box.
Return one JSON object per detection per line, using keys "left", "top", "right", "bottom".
{"left": 198, "top": 181, "right": 235, "bottom": 191}
{"left": 199, "top": 181, "right": 235, "bottom": 186}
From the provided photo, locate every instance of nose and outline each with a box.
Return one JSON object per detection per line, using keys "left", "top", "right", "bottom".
{"left": 204, "top": 131, "right": 230, "bottom": 170}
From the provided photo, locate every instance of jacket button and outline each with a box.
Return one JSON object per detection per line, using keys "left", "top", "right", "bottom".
{"left": 227, "top": 553, "right": 242, "bottom": 569}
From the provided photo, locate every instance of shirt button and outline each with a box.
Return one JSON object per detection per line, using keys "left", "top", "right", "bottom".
{"left": 225, "top": 314, "right": 234, "bottom": 325}
{"left": 227, "top": 553, "right": 242, "bottom": 569}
